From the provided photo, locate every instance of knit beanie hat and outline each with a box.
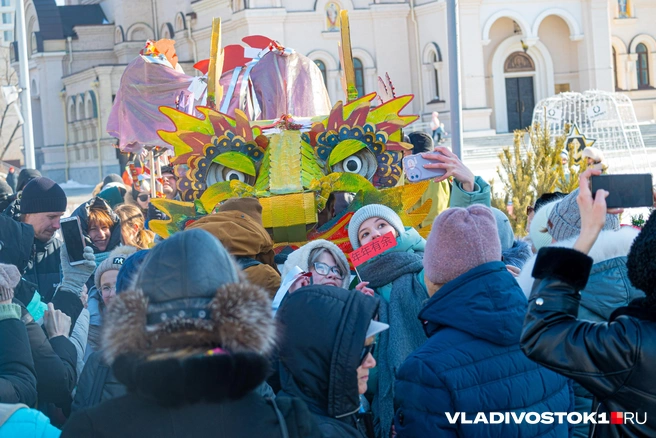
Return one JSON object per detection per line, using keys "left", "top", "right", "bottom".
{"left": 582, "top": 147, "right": 604, "bottom": 163}
{"left": 102, "top": 174, "right": 124, "bottom": 188}
{"left": 627, "top": 211, "right": 656, "bottom": 298}
{"left": 348, "top": 204, "right": 405, "bottom": 249}
{"left": 491, "top": 208, "right": 514, "bottom": 251}
{"left": 136, "top": 229, "right": 240, "bottom": 324}
{"left": 408, "top": 131, "right": 434, "bottom": 155}
{"left": 95, "top": 246, "right": 138, "bottom": 291}
{"left": 115, "top": 249, "right": 149, "bottom": 294}
{"left": 20, "top": 177, "right": 67, "bottom": 214}
{"left": 548, "top": 189, "right": 620, "bottom": 242}
{"left": 0, "top": 263, "right": 20, "bottom": 302}
{"left": 16, "top": 168, "right": 41, "bottom": 192}
{"left": 529, "top": 201, "right": 559, "bottom": 251}
{"left": 218, "top": 197, "right": 263, "bottom": 225}
{"left": 424, "top": 205, "right": 502, "bottom": 285}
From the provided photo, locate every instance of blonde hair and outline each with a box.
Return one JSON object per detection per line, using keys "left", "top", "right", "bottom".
{"left": 115, "top": 204, "right": 154, "bottom": 250}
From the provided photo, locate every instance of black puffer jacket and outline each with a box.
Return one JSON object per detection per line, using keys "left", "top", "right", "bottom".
{"left": 2, "top": 201, "right": 62, "bottom": 304}
{"left": 0, "top": 313, "right": 37, "bottom": 406}
{"left": 277, "top": 286, "right": 379, "bottom": 438}
{"left": 521, "top": 247, "right": 656, "bottom": 438}
{"left": 20, "top": 305, "right": 77, "bottom": 413}
{"left": 0, "top": 213, "right": 34, "bottom": 274}
{"left": 72, "top": 350, "right": 126, "bottom": 412}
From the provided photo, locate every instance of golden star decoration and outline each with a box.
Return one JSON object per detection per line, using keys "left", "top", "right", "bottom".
{"left": 565, "top": 124, "right": 596, "bottom": 164}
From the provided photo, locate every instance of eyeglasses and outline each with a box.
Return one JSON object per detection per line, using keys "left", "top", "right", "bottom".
{"left": 360, "top": 343, "right": 376, "bottom": 365}
{"left": 101, "top": 285, "right": 116, "bottom": 295}
{"left": 137, "top": 194, "right": 150, "bottom": 202}
{"left": 312, "top": 262, "right": 344, "bottom": 279}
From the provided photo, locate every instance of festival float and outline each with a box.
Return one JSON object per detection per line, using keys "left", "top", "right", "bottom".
{"left": 108, "top": 12, "right": 431, "bottom": 256}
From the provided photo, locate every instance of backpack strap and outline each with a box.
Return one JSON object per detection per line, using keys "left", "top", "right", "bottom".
{"left": 236, "top": 256, "right": 262, "bottom": 270}
{"left": 0, "top": 403, "right": 28, "bottom": 428}
{"left": 266, "top": 397, "right": 290, "bottom": 438}
{"left": 89, "top": 363, "right": 111, "bottom": 407}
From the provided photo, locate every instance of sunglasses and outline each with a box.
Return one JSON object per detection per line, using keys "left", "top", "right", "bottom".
{"left": 360, "top": 343, "right": 376, "bottom": 365}
{"left": 138, "top": 194, "right": 150, "bottom": 202}
{"left": 312, "top": 262, "right": 344, "bottom": 279}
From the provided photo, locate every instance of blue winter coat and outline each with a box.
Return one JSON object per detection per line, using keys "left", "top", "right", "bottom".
{"left": 0, "top": 406, "right": 61, "bottom": 438}
{"left": 394, "top": 262, "right": 573, "bottom": 437}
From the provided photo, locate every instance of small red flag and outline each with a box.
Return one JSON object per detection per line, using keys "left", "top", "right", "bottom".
{"left": 349, "top": 231, "right": 397, "bottom": 268}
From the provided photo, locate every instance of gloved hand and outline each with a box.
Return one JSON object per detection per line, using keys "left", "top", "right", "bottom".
{"left": 60, "top": 244, "right": 96, "bottom": 295}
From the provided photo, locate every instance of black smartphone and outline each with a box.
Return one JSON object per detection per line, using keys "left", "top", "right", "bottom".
{"left": 591, "top": 174, "right": 654, "bottom": 209}
{"left": 60, "top": 216, "right": 86, "bottom": 265}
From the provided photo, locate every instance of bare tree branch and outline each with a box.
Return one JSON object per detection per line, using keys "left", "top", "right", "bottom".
{"left": 0, "top": 122, "right": 22, "bottom": 161}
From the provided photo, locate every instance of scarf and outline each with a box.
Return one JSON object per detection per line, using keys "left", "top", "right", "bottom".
{"left": 358, "top": 251, "right": 428, "bottom": 437}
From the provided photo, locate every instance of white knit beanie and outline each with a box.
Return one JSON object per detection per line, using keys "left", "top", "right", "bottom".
{"left": 94, "top": 246, "right": 138, "bottom": 291}
{"left": 529, "top": 201, "right": 559, "bottom": 251}
{"left": 348, "top": 204, "right": 405, "bottom": 249}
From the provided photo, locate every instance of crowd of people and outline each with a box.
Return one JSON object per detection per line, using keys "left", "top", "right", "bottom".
{"left": 1, "top": 136, "right": 656, "bottom": 437}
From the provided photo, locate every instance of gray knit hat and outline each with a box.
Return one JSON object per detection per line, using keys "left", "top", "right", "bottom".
{"left": 491, "top": 208, "right": 514, "bottom": 251}
{"left": 0, "top": 263, "right": 20, "bottom": 302}
{"left": 548, "top": 189, "right": 620, "bottom": 242}
{"left": 348, "top": 204, "right": 405, "bottom": 249}
{"left": 95, "top": 246, "right": 138, "bottom": 292}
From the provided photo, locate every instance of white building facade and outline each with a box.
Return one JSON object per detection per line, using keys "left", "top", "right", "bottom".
{"left": 14, "top": 0, "right": 656, "bottom": 184}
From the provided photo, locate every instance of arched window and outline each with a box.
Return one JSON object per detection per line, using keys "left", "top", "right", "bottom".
{"left": 315, "top": 60, "right": 327, "bottom": 88}
{"left": 637, "top": 43, "right": 650, "bottom": 89}
{"left": 353, "top": 58, "right": 364, "bottom": 97}
{"left": 30, "top": 32, "right": 37, "bottom": 54}
{"left": 68, "top": 100, "right": 75, "bottom": 122}
{"left": 431, "top": 51, "right": 440, "bottom": 100}
{"left": 85, "top": 98, "right": 93, "bottom": 119}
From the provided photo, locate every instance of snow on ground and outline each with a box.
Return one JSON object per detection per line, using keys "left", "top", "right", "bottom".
{"left": 59, "top": 180, "right": 94, "bottom": 189}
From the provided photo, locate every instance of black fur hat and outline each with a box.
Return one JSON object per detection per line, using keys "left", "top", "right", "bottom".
{"left": 627, "top": 211, "right": 656, "bottom": 297}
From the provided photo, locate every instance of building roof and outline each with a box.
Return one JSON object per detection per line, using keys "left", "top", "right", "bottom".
{"left": 33, "top": 0, "right": 108, "bottom": 41}
{"left": 33, "top": 0, "right": 64, "bottom": 40}
{"left": 59, "top": 5, "right": 108, "bottom": 38}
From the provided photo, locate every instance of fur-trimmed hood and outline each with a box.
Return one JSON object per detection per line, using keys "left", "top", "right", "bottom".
{"left": 517, "top": 226, "right": 644, "bottom": 321}
{"left": 281, "top": 239, "right": 350, "bottom": 289}
{"left": 72, "top": 197, "right": 122, "bottom": 253}
{"left": 102, "top": 281, "right": 276, "bottom": 365}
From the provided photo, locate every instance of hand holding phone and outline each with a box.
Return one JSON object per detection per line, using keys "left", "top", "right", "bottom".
{"left": 590, "top": 173, "right": 653, "bottom": 209}
{"left": 60, "top": 217, "right": 86, "bottom": 266}
{"left": 403, "top": 152, "right": 447, "bottom": 183}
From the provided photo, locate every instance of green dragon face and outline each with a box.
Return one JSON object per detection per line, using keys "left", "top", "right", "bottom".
{"left": 152, "top": 93, "right": 430, "bottom": 247}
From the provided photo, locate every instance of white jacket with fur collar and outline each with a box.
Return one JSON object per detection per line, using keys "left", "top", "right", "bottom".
{"left": 517, "top": 226, "right": 644, "bottom": 322}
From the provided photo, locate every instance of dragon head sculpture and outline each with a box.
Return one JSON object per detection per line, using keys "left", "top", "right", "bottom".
{"left": 150, "top": 92, "right": 432, "bottom": 253}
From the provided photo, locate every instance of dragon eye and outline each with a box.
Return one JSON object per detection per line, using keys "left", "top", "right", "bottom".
{"left": 343, "top": 156, "right": 362, "bottom": 173}
{"left": 207, "top": 163, "right": 255, "bottom": 186}
{"left": 332, "top": 149, "right": 377, "bottom": 180}
{"left": 225, "top": 169, "right": 245, "bottom": 182}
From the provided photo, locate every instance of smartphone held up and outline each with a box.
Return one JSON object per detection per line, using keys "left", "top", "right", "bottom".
{"left": 590, "top": 174, "right": 654, "bottom": 209}
{"left": 60, "top": 216, "right": 87, "bottom": 266}
{"left": 403, "top": 152, "right": 447, "bottom": 183}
